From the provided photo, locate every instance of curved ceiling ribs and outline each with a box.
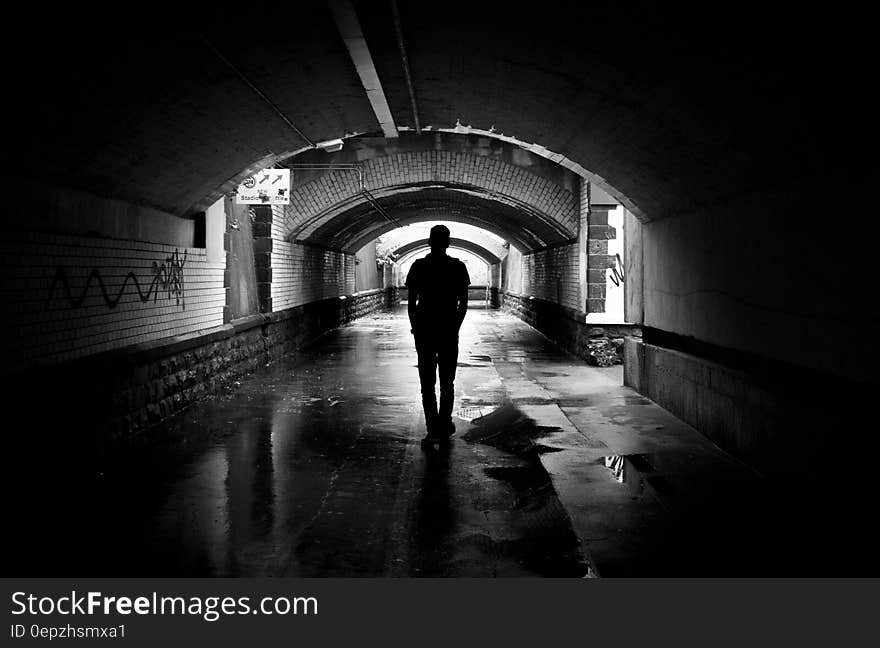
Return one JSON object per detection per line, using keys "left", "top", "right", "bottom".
{"left": 350, "top": 211, "right": 517, "bottom": 254}
{"left": 313, "top": 185, "right": 557, "bottom": 252}
{"left": 393, "top": 238, "right": 502, "bottom": 264}
{"left": 280, "top": 136, "right": 579, "bottom": 253}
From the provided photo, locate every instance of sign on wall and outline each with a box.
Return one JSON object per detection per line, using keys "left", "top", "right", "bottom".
{"left": 235, "top": 168, "right": 290, "bottom": 205}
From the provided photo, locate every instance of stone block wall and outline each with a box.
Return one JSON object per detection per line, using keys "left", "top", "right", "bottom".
{"left": 384, "top": 286, "right": 400, "bottom": 308}
{"left": 500, "top": 292, "right": 640, "bottom": 364}
{"left": 107, "top": 318, "right": 267, "bottom": 443}
{"left": 585, "top": 208, "right": 618, "bottom": 314}
{"left": 3, "top": 316, "right": 264, "bottom": 461}
{"left": 623, "top": 333, "right": 869, "bottom": 481}
{"left": 264, "top": 290, "right": 386, "bottom": 363}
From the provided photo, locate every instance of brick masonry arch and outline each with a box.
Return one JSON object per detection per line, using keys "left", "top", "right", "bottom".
{"left": 278, "top": 134, "right": 580, "bottom": 253}
{"left": 346, "top": 210, "right": 541, "bottom": 257}
{"left": 321, "top": 186, "right": 565, "bottom": 253}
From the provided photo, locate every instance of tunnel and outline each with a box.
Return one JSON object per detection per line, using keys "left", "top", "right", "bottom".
{"left": 1, "top": 0, "right": 877, "bottom": 578}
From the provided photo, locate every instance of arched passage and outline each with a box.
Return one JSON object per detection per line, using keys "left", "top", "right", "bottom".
{"left": 335, "top": 188, "right": 559, "bottom": 253}
{"left": 278, "top": 133, "right": 580, "bottom": 252}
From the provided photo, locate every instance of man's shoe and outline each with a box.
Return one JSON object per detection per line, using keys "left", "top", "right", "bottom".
{"left": 439, "top": 420, "right": 455, "bottom": 437}
{"left": 421, "top": 420, "right": 454, "bottom": 446}
{"left": 424, "top": 428, "right": 452, "bottom": 440}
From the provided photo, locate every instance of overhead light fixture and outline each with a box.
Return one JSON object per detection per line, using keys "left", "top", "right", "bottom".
{"left": 317, "top": 138, "right": 344, "bottom": 153}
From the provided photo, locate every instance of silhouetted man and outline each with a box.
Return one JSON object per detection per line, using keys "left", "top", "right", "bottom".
{"left": 405, "top": 225, "right": 470, "bottom": 441}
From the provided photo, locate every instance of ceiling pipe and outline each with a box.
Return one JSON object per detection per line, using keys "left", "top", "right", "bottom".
{"left": 285, "top": 164, "right": 403, "bottom": 229}
{"left": 202, "top": 37, "right": 317, "bottom": 149}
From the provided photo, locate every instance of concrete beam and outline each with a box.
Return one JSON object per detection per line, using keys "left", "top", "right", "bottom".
{"left": 589, "top": 183, "right": 619, "bottom": 208}
{"left": 330, "top": 0, "right": 399, "bottom": 139}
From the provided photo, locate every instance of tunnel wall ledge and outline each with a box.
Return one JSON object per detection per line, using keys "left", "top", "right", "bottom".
{"left": 623, "top": 332, "right": 874, "bottom": 479}
{"left": 347, "top": 288, "right": 385, "bottom": 298}
{"left": 263, "top": 290, "right": 396, "bottom": 363}
{"left": 4, "top": 290, "right": 397, "bottom": 456}
{"left": 120, "top": 314, "right": 266, "bottom": 363}
{"left": 499, "top": 290, "right": 640, "bottom": 365}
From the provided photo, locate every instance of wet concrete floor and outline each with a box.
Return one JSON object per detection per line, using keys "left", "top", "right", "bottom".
{"left": 5, "top": 306, "right": 873, "bottom": 576}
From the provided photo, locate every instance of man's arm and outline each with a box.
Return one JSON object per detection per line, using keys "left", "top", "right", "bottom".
{"left": 408, "top": 285, "right": 419, "bottom": 334}
{"left": 455, "top": 283, "right": 468, "bottom": 330}
{"left": 456, "top": 263, "right": 470, "bottom": 330}
{"left": 405, "top": 262, "right": 418, "bottom": 334}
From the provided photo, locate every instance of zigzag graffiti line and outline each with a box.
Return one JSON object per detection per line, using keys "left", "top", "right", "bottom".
{"left": 608, "top": 253, "right": 625, "bottom": 288}
{"left": 47, "top": 249, "right": 187, "bottom": 310}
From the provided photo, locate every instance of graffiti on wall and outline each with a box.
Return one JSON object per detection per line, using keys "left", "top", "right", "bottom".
{"left": 607, "top": 253, "right": 625, "bottom": 287}
{"left": 48, "top": 249, "right": 187, "bottom": 310}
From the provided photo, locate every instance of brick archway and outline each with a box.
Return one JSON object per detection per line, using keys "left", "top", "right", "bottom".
{"left": 327, "top": 188, "right": 567, "bottom": 253}
{"left": 277, "top": 134, "right": 581, "bottom": 253}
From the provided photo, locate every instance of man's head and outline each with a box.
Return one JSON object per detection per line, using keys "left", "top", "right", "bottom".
{"left": 429, "top": 224, "right": 450, "bottom": 254}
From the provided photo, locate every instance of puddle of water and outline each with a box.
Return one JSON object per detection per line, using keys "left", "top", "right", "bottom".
{"left": 463, "top": 401, "right": 564, "bottom": 457}
{"left": 601, "top": 454, "right": 675, "bottom": 504}
{"left": 485, "top": 465, "right": 548, "bottom": 495}
{"left": 454, "top": 406, "right": 495, "bottom": 421}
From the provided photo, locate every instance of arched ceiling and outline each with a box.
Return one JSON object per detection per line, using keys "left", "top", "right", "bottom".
{"left": 282, "top": 131, "right": 580, "bottom": 194}
{"left": 393, "top": 238, "right": 501, "bottom": 265}
{"left": 302, "top": 185, "right": 568, "bottom": 252}
{"left": 277, "top": 132, "right": 579, "bottom": 253}
{"left": 4, "top": 1, "right": 870, "bottom": 228}
{"left": 335, "top": 192, "right": 557, "bottom": 253}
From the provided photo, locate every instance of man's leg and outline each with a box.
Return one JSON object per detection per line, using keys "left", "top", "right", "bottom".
{"left": 415, "top": 337, "right": 439, "bottom": 434}
{"left": 437, "top": 335, "right": 459, "bottom": 432}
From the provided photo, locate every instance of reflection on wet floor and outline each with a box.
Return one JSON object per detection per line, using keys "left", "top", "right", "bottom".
{"left": 6, "top": 306, "right": 873, "bottom": 577}
{"left": 6, "top": 307, "right": 592, "bottom": 577}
